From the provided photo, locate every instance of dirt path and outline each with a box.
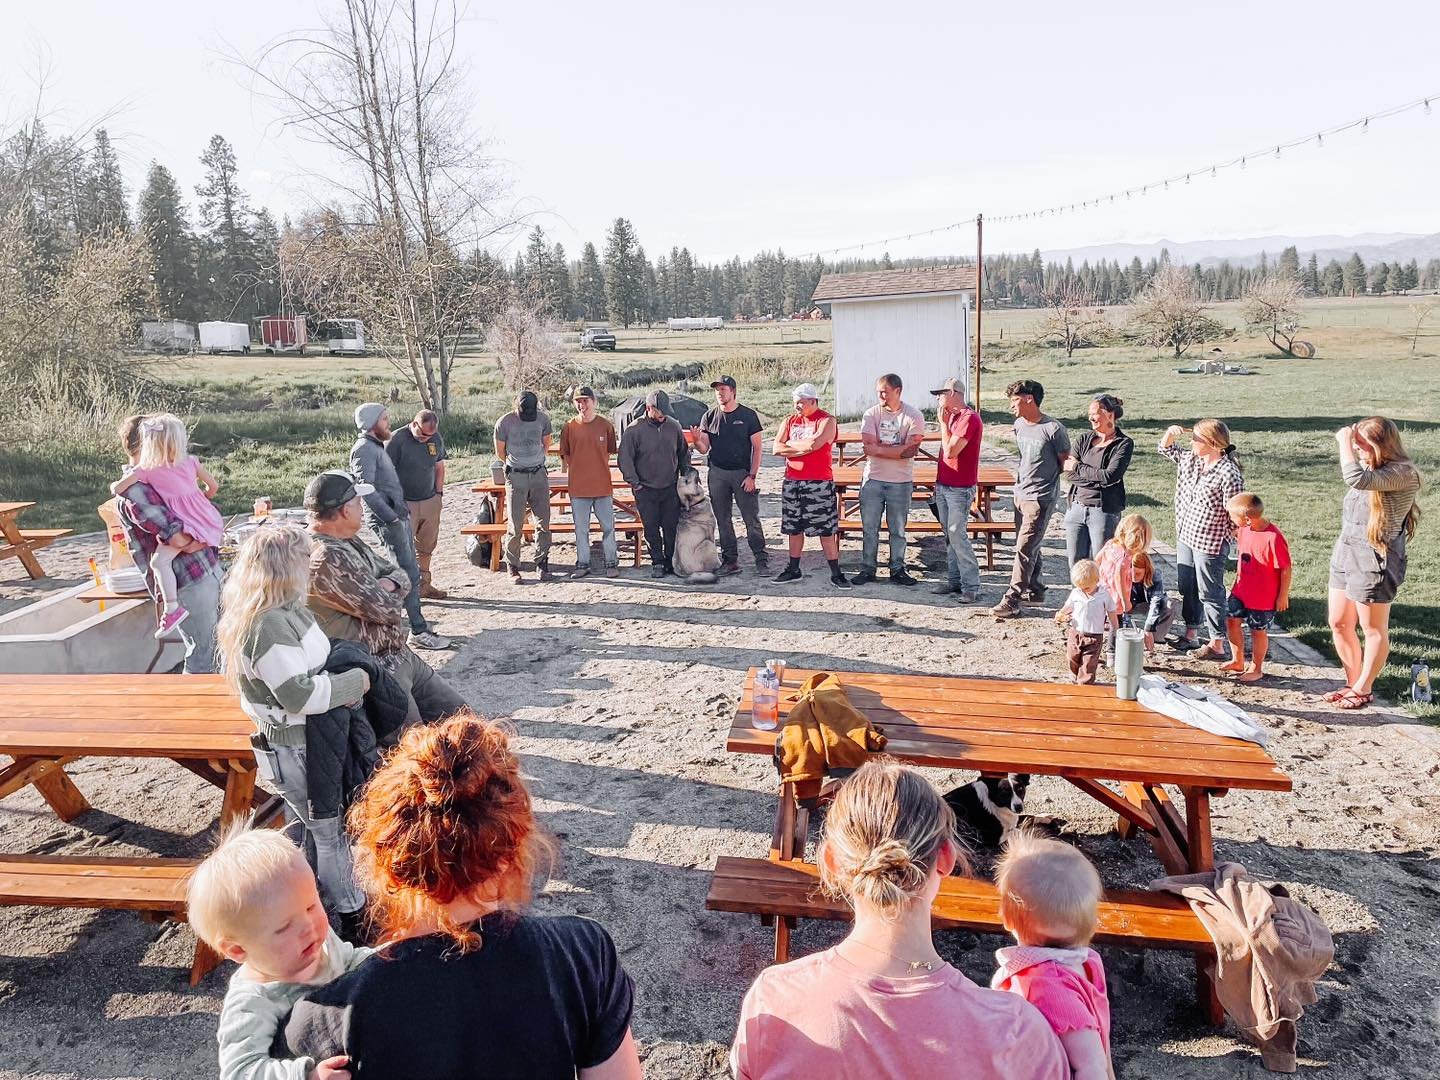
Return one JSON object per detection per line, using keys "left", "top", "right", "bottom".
{"left": 1, "top": 453, "right": 1436, "bottom": 1079}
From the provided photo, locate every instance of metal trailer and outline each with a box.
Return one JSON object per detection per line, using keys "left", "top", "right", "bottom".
{"left": 666, "top": 317, "right": 723, "bottom": 331}
{"left": 312, "top": 318, "right": 366, "bottom": 355}
{"left": 140, "top": 320, "right": 198, "bottom": 354}
{"left": 197, "top": 321, "right": 252, "bottom": 354}
{"left": 260, "top": 315, "right": 309, "bottom": 355}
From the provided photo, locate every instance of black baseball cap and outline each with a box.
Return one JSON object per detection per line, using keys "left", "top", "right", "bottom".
{"left": 709, "top": 375, "right": 737, "bottom": 390}
{"left": 304, "top": 470, "right": 375, "bottom": 512}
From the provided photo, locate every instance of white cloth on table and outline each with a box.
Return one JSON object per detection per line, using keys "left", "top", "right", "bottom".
{"left": 1136, "top": 674, "right": 1269, "bottom": 746}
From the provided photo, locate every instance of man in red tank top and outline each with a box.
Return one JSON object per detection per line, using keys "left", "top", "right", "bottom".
{"left": 772, "top": 383, "right": 849, "bottom": 588}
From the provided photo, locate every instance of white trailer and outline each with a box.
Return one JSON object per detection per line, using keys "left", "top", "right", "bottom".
{"left": 666, "top": 317, "right": 724, "bottom": 331}
{"left": 140, "top": 320, "right": 197, "bottom": 354}
{"left": 313, "top": 318, "right": 366, "bottom": 355}
{"left": 198, "top": 321, "right": 252, "bottom": 354}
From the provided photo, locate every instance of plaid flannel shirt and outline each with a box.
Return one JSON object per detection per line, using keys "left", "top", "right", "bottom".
{"left": 116, "top": 481, "right": 221, "bottom": 593}
{"left": 1159, "top": 443, "right": 1245, "bottom": 555}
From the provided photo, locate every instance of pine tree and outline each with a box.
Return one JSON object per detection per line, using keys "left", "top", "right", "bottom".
{"left": 85, "top": 128, "right": 129, "bottom": 234}
{"left": 1322, "top": 260, "right": 1345, "bottom": 297}
{"left": 575, "top": 242, "right": 606, "bottom": 322}
{"left": 638, "top": 247, "right": 656, "bottom": 326}
{"left": 603, "top": 218, "right": 644, "bottom": 327}
{"left": 196, "top": 135, "right": 261, "bottom": 319}
{"left": 137, "top": 161, "right": 201, "bottom": 319}
{"left": 550, "top": 243, "right": 574, "bottom": 319}
{"left": 1278, "top": 246, "right": 1301, "bottom": 280}
{"left": 1343, "top": 254, "right": 1367, "bottom": 297}
{"left": 1368, "top": 261, "right": 1390, "bottom": 295}
{"left": 1303, "top": 253, "right": 1320, "bottom": 294}
{"left": 1386, "top": 263, "right": 1405, "bottom": 295}
{"left": 1402, "top": 259, "right": 1420, "bottom": 293}
{"left": 250, "top": 208, "right": 282, "bottom": 317}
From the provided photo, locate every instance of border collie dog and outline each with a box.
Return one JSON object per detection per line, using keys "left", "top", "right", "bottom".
{"left": 942, "top": 773, "right": 1030, "bottom": 847}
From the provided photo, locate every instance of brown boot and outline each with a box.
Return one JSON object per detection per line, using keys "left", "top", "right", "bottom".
{"left": 420, "top": 584, "right": 449, "bottom": 599}
{"left": 505, "top": 562, "right": 522, "bottom": 582}
{"left": 537, "top": 558, "right": 555, "bottom": 582}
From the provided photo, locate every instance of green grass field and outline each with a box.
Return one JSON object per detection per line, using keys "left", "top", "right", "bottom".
{"left": 3, "top": 298, "right": 1434, "bottom": 715}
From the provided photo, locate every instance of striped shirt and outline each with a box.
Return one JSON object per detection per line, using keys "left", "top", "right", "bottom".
{"left": 1341, "top": 460, "right": 1421, "bottom": 547}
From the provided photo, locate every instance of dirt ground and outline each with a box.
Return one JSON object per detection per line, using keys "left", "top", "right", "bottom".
{"left": 1, "top": 449, "right": 1438, "bottom": 1080}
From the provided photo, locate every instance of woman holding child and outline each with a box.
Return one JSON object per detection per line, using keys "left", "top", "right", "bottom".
{"left": 731, "top": 760, "right": 1068, "bottom": 1079}
{"left": 1325, "top": 417, "right": 1423, "bottom": 710}
{"left": 281, "top": 714, "right": 642, "bottom": 1079}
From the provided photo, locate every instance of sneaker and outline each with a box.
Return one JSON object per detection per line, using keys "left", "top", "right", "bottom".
{"left": 506, "top": 563, "right": 522, "bottom": 583}
{"left": 830, "top": 571, "right": 853, "bottom": 590}
{"left": 1169, "top": 635, "right": 1202, "bottom": 653}
{"left": 754, "top": 560, "right": 770, "bottom": 575}
{"left": 957, "top": 591, "right": 981, "bottom": 604}
{"left": 890, "top": 569, "right": 919, "bottom": 586}
{"left": 154, "top": 605, "right": 189, "bottom": 640}
{"left": 651, "top": 564, "right": 667, "bottom": 578}
{"left": 605, "top": 565, "right": 619, "bottom": 578}
{"left": 718, "top": 561, "right": 742, "bottom": 577}
{"left": 932, "top": 583, "right": 960, "bottom": 595}
{"left": 538, "top": 561, "right": 555, "bottom": 582}
{"left": 572, "top": 564, "right": 591, "bottom": 578}
{"left": 851, "top": 570, "right": 878, "bottom": 585}
{"left": 990, "top": 602, "right": 1021, "bottom": 620}
{"left": 408, "top": 630, "right": 452, "bottom": 650}
{"left": 773, "top": 565, "right": 803, "bottom": 584}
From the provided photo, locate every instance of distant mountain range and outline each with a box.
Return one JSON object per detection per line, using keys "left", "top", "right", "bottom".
{"left": 1039, "top": 233, "right": 1440, "bottom": 269}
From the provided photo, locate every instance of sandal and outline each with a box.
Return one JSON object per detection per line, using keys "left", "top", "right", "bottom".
{"left": 1321, "top": 686, "right": 1353, "bottom": 703}
{"left": 1335, "top": 689, "right": 1374, "bottom": 710}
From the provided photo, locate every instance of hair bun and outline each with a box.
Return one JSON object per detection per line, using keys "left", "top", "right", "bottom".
{"left": 856, "top": 839, "right": 918, "bottom": 883}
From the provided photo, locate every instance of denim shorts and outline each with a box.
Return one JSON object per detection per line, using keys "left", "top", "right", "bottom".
{"left": 1226, "top": 593, "right": 1275, "bottom": 631}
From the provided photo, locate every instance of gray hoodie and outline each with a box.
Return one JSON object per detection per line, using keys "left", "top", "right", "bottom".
{"left": 618, "top": 416, "right": 688, "bottom": 491}
{"left": 350, "top": 433, "right": 408, "bottom": 525}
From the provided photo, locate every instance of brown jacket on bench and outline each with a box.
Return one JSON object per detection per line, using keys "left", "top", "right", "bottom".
{"left": 774, "top": 673, "right": 886, "bottom": 804}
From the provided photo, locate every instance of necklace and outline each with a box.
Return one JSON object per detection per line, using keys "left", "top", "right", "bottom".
{"left": 843, "top": 937, "right": 941, "bottom": 975}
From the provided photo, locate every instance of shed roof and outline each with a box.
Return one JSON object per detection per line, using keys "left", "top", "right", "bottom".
{"left": 810, "top": 265, "right": 978, "bottom": 303}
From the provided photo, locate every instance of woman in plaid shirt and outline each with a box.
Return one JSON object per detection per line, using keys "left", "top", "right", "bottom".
{"left": 1158, "top": 419, "right": 1245, "bottom": 658}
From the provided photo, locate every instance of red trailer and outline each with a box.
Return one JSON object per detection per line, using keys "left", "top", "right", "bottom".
{"left": 261, "top": 315, "right": 309, "bottom": 355}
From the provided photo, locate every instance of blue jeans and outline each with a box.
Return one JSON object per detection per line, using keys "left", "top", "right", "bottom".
{"left": 570, "top": 495, "right": 617, "bottom": 568}
{"left": 376, "top": 520, "right": 426, "bottom": 634}
{"left": 1177, "top": 540, "right": 1229, "bottom": 641}
{"left": 252, "top": 739, "right": 366, "bottom": 914}
{"left": 1064, "top": 501, "right": 1120, "bottom": 567}
{"left": 174, "top": 562, "right": 222, "bottom": 674}
{"left": 934, "top": 483, "right": 981, "bottom": 593}
{"left": 860, "top": 479, "right": 913, "bottom": 573}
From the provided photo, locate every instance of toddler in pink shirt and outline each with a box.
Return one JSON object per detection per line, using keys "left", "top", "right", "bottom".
{"left": 992, "top": 831, "right": 1115, "bottom": 1080}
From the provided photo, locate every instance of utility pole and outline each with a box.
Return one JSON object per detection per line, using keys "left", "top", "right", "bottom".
{"left": 973, "top": 213, "right": 983, "bottom": 408}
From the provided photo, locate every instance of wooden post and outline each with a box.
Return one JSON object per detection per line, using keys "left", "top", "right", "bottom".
{"left": 973, "top": 213, "right": 984, "bottom": 409}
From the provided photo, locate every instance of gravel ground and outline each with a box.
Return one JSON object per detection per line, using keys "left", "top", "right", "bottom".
{"left": 1, "top": 449, "right": 1437, "bottom": 1079}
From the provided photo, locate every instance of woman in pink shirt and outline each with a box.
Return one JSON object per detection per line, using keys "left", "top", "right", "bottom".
{"left": 731, "top": 760, "right": 1067, "bottom": 1080}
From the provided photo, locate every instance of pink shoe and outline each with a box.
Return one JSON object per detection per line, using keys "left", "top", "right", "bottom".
{"left": 155, "top": 606, "right": 190, "bottom": 640}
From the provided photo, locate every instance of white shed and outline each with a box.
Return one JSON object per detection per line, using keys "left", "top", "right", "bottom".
{"left": 811, "top": 266, "right": 976, "bottom": 416}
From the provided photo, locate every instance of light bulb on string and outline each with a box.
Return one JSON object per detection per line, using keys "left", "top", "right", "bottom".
{"left": 1362, "top": 117, "right": 1369, "bottom": 133}
{"left": 1424, "top": 99, "right": 1432, "bottom": 116}
{"left": 1274, "top": 145, "right": 1281, "bottom": 158}
{"left": 1317, "top": 133, "right": 1323, "bottom": 147}
{"left": 1211, "top": 166, "right": 1217, "bottom": 178}
{"left": 1241, "top": 157, "right": 1246, "bottom": 169}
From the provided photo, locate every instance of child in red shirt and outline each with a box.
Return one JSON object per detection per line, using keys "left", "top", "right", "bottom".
{"left": 1222, "top": 492, "right": 1292, "bottom": 683}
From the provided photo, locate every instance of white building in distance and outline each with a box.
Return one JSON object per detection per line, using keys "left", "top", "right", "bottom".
{"left": 810, "top": 265, "right": 976, "bottom": 416}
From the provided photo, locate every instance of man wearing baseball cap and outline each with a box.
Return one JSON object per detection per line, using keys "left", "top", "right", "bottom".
{"left": 618, "top": 389, "right": 689, "bottom": 576}
{"left": 558, "top": 385, "right": 619, "bottom": 577}
{"left": 772, "top": 383, "right": 848, "bottom": 588}
{"left": 305, "top": 470, "right": 463, "bottom": 723}
{"left": 350, "top": 403, "right": 441, "bottom": 645}
{"left": 691, "top": 375, "right": 768, "bottom": 575}
{"left": 930, "top": 377, "right": 985, "bottom": 603}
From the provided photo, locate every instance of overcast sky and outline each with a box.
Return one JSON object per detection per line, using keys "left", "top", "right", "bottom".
{"left": 5, "top": 0, "right": 1439, "bottom": 263}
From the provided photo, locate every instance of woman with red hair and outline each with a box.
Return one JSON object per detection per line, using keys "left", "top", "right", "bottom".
{"left": 1325, "top": 417, "right": 1423, "bottom": 710}
{"left": 279, "top": 713, "right": 641, "bottom": 1079}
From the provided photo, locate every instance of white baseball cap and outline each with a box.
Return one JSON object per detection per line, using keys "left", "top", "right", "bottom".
{"left": 792, "top": 382, "right": 820, "bottom": 402}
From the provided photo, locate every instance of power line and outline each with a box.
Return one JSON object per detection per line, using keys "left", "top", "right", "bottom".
{"left": 793, "top": 90, "right": 1438, "bottom": 260}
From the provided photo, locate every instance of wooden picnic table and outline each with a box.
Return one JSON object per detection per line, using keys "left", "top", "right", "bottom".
{"left": 0, "top": 502, "right": 73, "bottom": 580}
{"left": 833, "top": 430, "right": 944, "bottom": 465}
{"left": 726, "top": 667, "right": 1291, "bottom": 1016}
{"left": 0, "top": 674, "right": 282, "bottom": 982}
{"left": 469, "top": 471, "right": 644, "bottom": 571}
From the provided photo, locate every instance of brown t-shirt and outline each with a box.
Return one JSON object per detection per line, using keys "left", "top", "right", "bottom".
{"left": 559, "top": 416, "right": 618, "bottom": 498}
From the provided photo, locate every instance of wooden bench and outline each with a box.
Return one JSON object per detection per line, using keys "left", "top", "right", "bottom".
{"left": 0, "top": 501, "right": 73, "bottom": 579}
{"left": 835, "top": 517, "right": 1016, "bottom": 569}
{"left": 0, "top": 854, "right": 220, "bottom": 983}
{"left": 461, "top": 519, "right": 648, "bottom": 570}
{"left": 707, "top": 854, "right": 1214, "bottom": 965}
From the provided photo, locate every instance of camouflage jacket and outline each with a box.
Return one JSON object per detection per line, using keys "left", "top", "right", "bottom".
{"left": 307, "top": 530, "right": 410, "bottom": 658}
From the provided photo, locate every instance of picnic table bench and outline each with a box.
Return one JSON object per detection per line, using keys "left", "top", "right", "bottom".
{"left": 0, "top": 502, "right": 73, "bottom": 580}
{"left": 0, "top": 674, "right": 282, "bottom": 983}
{"left": 833, "top": 430, "right": 944, "bottom": 465}
{"left": 713, "top": 667, "right": 1291, "bottom": 1022}
{"left": 466, "top": 471, "right": 647, "bottom": 571}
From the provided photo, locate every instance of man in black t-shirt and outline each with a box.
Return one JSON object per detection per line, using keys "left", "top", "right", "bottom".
{"left": 691, "top": 375, "right": 768, "bottom": 574}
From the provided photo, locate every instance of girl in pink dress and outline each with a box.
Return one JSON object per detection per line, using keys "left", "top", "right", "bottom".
{"left": 112, "top": 414, "right": 224, "bottom": 638}
{"left": 1095, "top": 513, "right": 1154, "bottom": 659}
{"left": 993, "top": 832, "right": 1116, "bottom": 1080}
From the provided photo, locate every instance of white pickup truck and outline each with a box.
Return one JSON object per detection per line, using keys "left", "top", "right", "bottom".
{"left": 580, "top": 325, "right": 617, "bottom": 351}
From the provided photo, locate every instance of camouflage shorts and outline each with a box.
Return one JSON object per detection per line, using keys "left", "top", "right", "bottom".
{"left": 781, "top": 479, "right": 838, "bottom": 537}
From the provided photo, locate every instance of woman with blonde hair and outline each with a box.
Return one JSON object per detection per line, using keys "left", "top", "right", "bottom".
{"left": 1158, "top": 418, "right": 1245, "bottom": 658}
{"left": 731, "top": 759, "right": 1066, "bottom": 1079}
{"left": 217, "top": 527, "right": 371, "bottom": 936}
{"left": 1325, "top": 417, "right": 1423, "bottom": 709}
{"left": 279, "top": 714, "right": 642, "bottom": 1079}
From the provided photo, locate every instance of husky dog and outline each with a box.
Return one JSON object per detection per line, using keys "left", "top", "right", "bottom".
{"left": 942, "top": 773, "right": 1030, "bottom": 847}
{"left": 673, "top": 468, "right": 721, "bottom": 584}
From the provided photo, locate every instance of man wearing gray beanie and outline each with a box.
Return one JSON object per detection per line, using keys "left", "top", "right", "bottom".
{"left": 350, "top": 402, "right": 449, "bottom": 649}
